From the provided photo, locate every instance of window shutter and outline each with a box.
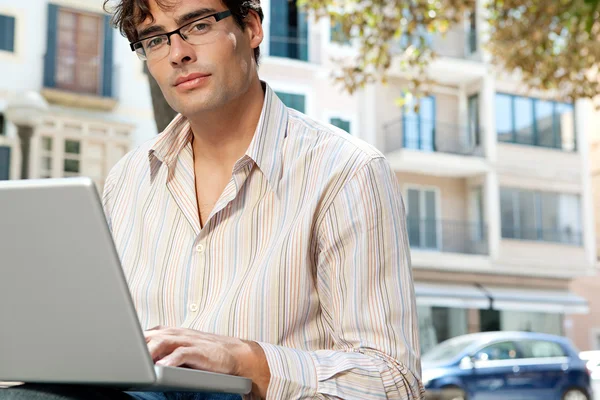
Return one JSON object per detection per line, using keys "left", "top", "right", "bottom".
{"left": 269, "top": 0, "right": 288, "bottom": 57}
{"left": 0, "top": 15, "right": 15, "bottom": 52}
{"left": 102, "top": 15, "right": 114, "bottom": 97}
{"left": 0, "top": 146, "right": 11, "bottom": 181}
{"left": 44, "top": 4, "right": 59, "bottom": 88}
{"left": 297, "top": 11, "right": 308, "bottom": 61}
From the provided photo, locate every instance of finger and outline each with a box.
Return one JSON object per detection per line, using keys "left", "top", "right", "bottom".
{"left": 147, "top": 325, "right": 166, "bottom": 331}
{"left": 144, "top": 326, "right": 172, "bottom": 342}
{"left": 146, "top": 335, "right": 180, "bottom": 362}
{"left": 156, "top": 346, "right": 194, "bottom": 368}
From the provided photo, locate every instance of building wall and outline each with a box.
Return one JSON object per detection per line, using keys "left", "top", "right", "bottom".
{"left": 497, "top": 143, "right": 582, "bottom": 193}
{"left": 567, "top": 277, "right": 600, "bottom": 351}
{"left": 592, "top": 141, "right": 600, "bottom": 258}
{"left": 0, "top": 0, "right": 157, "bottom": 150}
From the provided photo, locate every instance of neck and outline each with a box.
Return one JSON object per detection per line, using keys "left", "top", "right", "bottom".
{"left": 187, "top": 78, "right": 265, "bottom": 167}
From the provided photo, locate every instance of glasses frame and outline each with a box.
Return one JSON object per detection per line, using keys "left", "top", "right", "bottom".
{"left": 130, "top": 10, "right": 233, "bottom": 60}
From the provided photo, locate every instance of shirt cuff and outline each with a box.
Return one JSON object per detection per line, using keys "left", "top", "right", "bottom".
{"left": 256, "top": 342, "right": 319, "bottom": 400}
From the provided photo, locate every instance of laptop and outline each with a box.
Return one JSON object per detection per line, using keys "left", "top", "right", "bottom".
{"left": 0, "top": 177, "right": 252, "bottom": 394}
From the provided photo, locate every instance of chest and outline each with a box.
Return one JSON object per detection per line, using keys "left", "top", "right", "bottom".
{"left": 194, "top": 166, "right": 231, "bottom": 227}
{"left": 116, "top": 182, "right": 321, "bottom": 333}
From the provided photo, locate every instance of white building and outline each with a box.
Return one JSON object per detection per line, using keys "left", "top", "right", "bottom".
{"left": 0, "top": 0, "right": 595, "bottom": 352}
{"left": 0, "top": 0, "right": 156, "bottom": 190}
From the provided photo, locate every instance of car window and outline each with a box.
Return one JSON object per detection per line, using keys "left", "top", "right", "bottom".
{"left": 474, "top": 341, "right": 520, "bottom": 361}
{"left": 519, "top": 340, "right": 566, "bottom": 358}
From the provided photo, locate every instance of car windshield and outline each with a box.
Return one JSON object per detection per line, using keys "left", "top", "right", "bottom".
{"left": 422, "top": 336, "right": 480, "bottom": 364}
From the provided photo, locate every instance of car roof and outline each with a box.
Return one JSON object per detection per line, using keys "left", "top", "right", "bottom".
{"left": 455, "top": 331, "right": 568, "bottom": 346}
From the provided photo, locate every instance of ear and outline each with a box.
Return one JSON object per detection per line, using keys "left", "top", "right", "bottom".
{"left": 244, "top": 9, "right": 264, "bottom": 55}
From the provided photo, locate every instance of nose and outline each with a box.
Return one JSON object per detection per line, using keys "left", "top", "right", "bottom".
{"left": 168, "top": 33, "right": 198, "bottom": 67}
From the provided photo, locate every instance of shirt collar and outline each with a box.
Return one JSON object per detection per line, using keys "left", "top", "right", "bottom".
{"left": 148, "top": 82, "right": 288, "bottom": 192}
{"left": 243, "top": 83, "right": 288, "bottom": 192}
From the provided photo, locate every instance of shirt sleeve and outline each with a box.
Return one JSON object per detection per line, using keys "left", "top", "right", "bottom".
{"left": 101, "top": 159, "right": 122, "bottom": 233}
{"left": 257, "top": 156, "right": 424, "bottom": 399}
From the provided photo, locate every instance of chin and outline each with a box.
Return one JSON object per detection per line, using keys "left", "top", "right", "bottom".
{"left": 168, "top": 92, "right": 223, "bottom": 115}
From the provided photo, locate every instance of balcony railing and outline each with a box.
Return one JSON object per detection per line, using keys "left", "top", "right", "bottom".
{"left": 407, "top": 219, "right": 488, "bottom": 255}
{"left": 501, "top": 227, "right": 583, "bottom": 246}
{"left": 391, "top": 28, "right": 478, "bottom": 60}
{"left": 383, "top": 116, "right": 482, "bottom": 156}
{"left": 270, "top": 28, "right": 309, "bottom": 62}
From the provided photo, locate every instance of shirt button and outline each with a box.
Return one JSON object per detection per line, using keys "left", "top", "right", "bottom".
{"left": 189, "top": 303, "right": 199, "bottom": 312}
{"left": 195, "top": 244, "right": 205, "bottom": 253}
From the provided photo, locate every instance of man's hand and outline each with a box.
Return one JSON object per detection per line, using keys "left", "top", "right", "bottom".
{"left": 144, "top": 326, "right": 271, "bottom": 398}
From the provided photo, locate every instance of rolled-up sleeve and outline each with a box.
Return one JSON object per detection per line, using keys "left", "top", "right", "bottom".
{"left": 258, "top": 156, "right": 424, "bottom": 399}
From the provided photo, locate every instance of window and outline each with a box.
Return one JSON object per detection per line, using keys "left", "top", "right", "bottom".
{"left": 63, "top": 139, "right": 81, "bottom": 176}
{"left": 44, "top": 4, "right": 114, "bottom": 97}
{"left": 500, "top": 188, "right": 582, "bottom": 245}
{"left": 519, "top": 340, "right": 566, "bottom": 358}
{"left": 0, "top": 14, "right": 15, "bottom": 52}
{"left": 418, "top": 306, "right": 468, "bottom": 354}
{"left": 482, "top": 309, "right": 563, "bottom": 336}
{"left": 496, "top": 93, "right": 575, "bottom": 150}
{"left": 496, "top": 94, "right": 513, "bottom": 142}
{"left": 406, "top": 188, "right": 438, "bottom": 249}
{"left": 40, "top": 136, "right": 53, "bottom": 178}
{"left": 0, "top": 146, "right": 10, "bottom": 180}
{"left": 275, "top": 92, "right": 306, "bottom": 113}
{"left": 330, "top": 117, "right": 351, "bottom": 133}
{"left": 270, "top": 0, "right": 308, "bottom": 61}
{"left": 468, "top": 94, "right": 480, "bottom": 146}
{"left": 514, "top": 96, "right": 534, "bottom": 145}
{"left": 474, "top": 341, "right": 520, "bottom": 361}
{"left": 468, "top": 10, "right": 477, "bottom": 53}
{"left": 470, "top": 186, "right": 485, "bottom": 243}
{"left": 480, "top": 309, "right": 501, "bottom": 332}
{"left": 403, "top": 96, "right": 436, "bottom": 151}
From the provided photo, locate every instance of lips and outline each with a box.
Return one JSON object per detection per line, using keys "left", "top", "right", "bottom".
{"left": 174, "top": 72, "right": 211, "bottom": 87}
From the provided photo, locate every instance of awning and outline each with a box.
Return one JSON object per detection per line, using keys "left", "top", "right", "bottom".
{"left": 481, "top": 285, "right": 589, "bottom": 314}
{"left": 414, "top": 281, "right": 589, "bottom": 314}
{"left": 414, "top": 282, "right": 491, "bottom": 309}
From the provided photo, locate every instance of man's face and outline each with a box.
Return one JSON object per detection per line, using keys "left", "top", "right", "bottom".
{"left": 138, "top": 0, "right": 261, "bottom": 116}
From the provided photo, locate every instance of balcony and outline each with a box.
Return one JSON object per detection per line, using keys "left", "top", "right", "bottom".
{"left": 392, "top": 28, "right": 478, "bottom": 60}
{"left": 383, "top": 116, "right": 488, "bottom": 177}
{"left": 42, "top": 53, "right": 119, "bottom": 111}
{"left": 384, "top": 116, "right": 481, "bottom": 156}
{"left": 501, "top": 227, "right": 583, "bottom": 246}
{"left": 407, "top": 219, "right": 488, "bottom": 255}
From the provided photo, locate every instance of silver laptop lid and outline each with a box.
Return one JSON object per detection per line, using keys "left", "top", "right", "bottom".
{"left": 0, "top": 178, "right": 156, "bottom": 385}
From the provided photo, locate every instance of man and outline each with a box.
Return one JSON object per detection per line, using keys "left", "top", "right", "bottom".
{"left": 0, "top": 0, "right": 423, "bottom": 399}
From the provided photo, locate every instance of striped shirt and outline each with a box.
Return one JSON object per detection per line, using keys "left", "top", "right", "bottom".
{"left": 102, "top": 84, "right": 424, "bottom": 399}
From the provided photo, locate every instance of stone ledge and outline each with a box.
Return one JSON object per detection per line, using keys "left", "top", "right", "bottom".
{"left": 41, "top": 88, "right": 118, "bottom": 112}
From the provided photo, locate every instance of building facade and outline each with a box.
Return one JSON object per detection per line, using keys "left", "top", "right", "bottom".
{"left": 256, "top": 0, "right": 596, "bottom": 353}
{"left": 0, "top": 0, "right": 157, "bottom": 191}
{"left": 0, "top": 0, "right": 596, "bottom": 354}
{"left": 565, "top": 134, "right": 600, "bottom": 352}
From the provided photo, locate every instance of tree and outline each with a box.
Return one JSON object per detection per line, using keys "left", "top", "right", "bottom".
{"left": 486, "top": 0, "right": 600, "bottom": 102}
{"left": 144, "top": 64, "right": 178, "bottom": 132}
{"left": 147, "top": 0, "right": 600, "bottom": 132}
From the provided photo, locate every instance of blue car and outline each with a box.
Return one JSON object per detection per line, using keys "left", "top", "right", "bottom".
{"left": 422, "top": 331, "right": 592, "bottom": 400}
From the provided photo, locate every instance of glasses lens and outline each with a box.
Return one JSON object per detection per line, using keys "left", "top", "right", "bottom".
{"left": 180, "top": 16, "right": 221, "bottom": 46}
{"left": 141, "top": 35, "right": 170, "bottom": 61}
{"left": 133, "top": 44, "right": 147, "bottom": 60}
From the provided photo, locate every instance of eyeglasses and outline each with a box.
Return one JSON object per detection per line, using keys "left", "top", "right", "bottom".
{"left": 130, "top": 10, "right": 232, "bottom": 62}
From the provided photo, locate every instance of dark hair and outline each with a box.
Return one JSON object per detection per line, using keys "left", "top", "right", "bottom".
{"left": 104, "top": 0, "right": 264, "bottom": 63}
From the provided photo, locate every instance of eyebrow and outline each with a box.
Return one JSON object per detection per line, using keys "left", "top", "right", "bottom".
{"left": 137, "top": 8, "right": 217, "bottom": 39}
